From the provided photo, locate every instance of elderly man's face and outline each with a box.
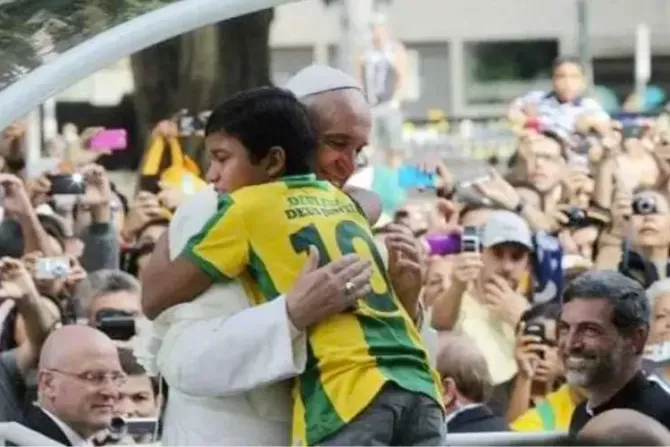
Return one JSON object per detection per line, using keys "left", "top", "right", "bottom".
{"left": 41, "top": 342, "right": 123, "bottom": 434}
{"left": 311, "top": 89, "right": 371, "bottom": 188}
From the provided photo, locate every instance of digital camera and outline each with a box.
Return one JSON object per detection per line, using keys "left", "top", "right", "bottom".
{"left": 94, "top": 309, "right": 136, "bottom": 341}
{"left": 461, "top": 226, "right": 480, "bottom": 253}
{"left": 35, "top": 257, "right": 70, "bottom": 280}
{"left": 564, "top": 206, "right": 587, "bottom": 227}
{"left": 633, "top": 196, "right": 657, "bottom": 215}
{"left": 423, "top": 233, "right": 460, "bottom": 256}
{"left": 108, "top": 417, "right": 159, "bottom": 443}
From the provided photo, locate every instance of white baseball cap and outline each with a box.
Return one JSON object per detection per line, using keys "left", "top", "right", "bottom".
{"left": 481, "top": 210, "right": 533, "bottom": 250}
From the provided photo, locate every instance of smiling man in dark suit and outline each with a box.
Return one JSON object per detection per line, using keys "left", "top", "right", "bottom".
{"left": 21, "top": 325, "right": 124, "bottom": 446}
{"left": 439, "top": 333, "right": 509, "bottom": 434}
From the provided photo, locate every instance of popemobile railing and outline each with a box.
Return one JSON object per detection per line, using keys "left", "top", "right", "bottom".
{"left": 0, "top": 422, "right": 568, "bottom": 447}
{"left": 0, "top": 422, "right": 64, "bottom": 446}
{"left": 445, "top": 430, "right": 569, "bottom": 445}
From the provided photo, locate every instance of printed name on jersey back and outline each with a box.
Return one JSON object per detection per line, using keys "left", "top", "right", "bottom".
{"left": 284, "top": 194, "right": 358, "bottom": 220}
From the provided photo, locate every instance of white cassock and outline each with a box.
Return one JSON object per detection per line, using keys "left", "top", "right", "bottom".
{"left": 134, "top": 186, "right": 307, "bottom": 446}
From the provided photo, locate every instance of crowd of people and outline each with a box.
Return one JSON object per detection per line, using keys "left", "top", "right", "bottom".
{"left": 3, "top": 40, "right": 670, "bottom": 447}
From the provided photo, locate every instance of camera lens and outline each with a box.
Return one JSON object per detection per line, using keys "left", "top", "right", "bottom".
{"left": 109, "top": 417, "right": 127, "bottom": 437}
{"left": 565, "top": 206, "right": 586, "bottom": 226}
{"left": 633, "top": 196, "right": 657, "bottom": 215}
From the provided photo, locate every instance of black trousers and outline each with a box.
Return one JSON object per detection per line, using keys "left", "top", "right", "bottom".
{"left": 319, "top": 383, "right": 445, "bottom": 446}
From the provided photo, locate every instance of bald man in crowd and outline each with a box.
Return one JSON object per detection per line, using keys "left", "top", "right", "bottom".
{"left": 578, "top": 409, "right": 670, "bottom": 446}
{"left": 439, "top": 334, "right": 508, "bottom": 434}
{"left": 21, "top": 326, "right": 124, "bottom": 446}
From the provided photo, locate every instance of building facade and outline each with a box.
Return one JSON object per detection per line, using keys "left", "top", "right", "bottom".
{"left": 269, "top": 0, "right": 670, "bottom": 119}
{"left": 55, "top": 0, "right": 670, "bottom": 120}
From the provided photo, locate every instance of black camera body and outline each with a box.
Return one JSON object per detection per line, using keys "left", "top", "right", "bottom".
{"left": 94, "top": 309, "right": 136, "bottom": 341}
{"left": 524, "top": 322, "right": 547, "bottom": 360}
{"left": 564, "top": 206, "right": 587, "bottom": 227}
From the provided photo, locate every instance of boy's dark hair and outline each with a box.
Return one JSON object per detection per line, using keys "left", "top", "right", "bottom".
{"left": 205, "top": 87, "right": 317, "bottom": 176}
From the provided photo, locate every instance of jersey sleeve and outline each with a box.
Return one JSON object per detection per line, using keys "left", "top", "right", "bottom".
{"left": 181, "top": 194, "right": 249, "bottom": 281}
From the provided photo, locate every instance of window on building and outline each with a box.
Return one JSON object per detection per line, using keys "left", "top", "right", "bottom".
{"left": 403, "top": 42, "right": 450, "bottom": 120}
{"left": 464, "top": 39, "right": 558, "bottom": 105}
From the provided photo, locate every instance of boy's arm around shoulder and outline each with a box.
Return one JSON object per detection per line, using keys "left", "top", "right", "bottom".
{"left": 141, "top": 194, "right": 248, "bottom": 319}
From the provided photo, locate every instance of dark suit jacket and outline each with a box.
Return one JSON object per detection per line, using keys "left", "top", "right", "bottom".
{"left": 446, "top": 404, "right": 509, "bottom": 433}
{"left": 19, "top": 405, "right": 73, "bottom": 446}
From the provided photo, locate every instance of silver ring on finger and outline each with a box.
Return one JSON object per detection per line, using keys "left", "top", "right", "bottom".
{"left": 344, "top": 281, "right": 356, "bottom": 295}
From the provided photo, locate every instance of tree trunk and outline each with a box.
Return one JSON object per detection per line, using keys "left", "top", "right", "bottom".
{"left": 215, "top": 8, "right": 275, "bottom": 101}
{"left": 130, "top": 35, "right": 184, "bottom": 146}
{"left": 130, "top": 8, "right": 275, "bottom": 170}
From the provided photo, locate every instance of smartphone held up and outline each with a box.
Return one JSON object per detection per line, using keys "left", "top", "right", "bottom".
{"left": 34, "top": 257, "right": 70, "bottom": 280}
{"left": 423, "top": 226, "right": 480, "bottom": 256}
{"left": 398, "top": 165, "right": 436, "bottom": 190}
{"left": 89, "top": 129, "right": 128, "bottom": 152}
{"left": 47, "top": 173, "right": 85, "bottom": 195}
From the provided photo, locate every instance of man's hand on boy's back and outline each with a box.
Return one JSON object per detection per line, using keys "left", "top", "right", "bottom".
{"left": 286, "top": 246, "right": 373, "bottom": 331}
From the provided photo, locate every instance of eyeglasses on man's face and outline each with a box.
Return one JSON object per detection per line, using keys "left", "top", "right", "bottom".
{"left": 46, "top": 369, "right": 127, "bottom": 387}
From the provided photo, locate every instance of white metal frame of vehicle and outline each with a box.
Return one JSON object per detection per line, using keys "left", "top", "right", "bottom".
{"left": 0, "top": 420, "right": 567, "bottom": 446}
{"left": 0, "top": 0, "right": 301, "bottom": 129}
{"left": 0, "top": 422, "right": 65, "bottom": 446}
{"left": 445, "top": 430, "right": 568, "bottom": 445}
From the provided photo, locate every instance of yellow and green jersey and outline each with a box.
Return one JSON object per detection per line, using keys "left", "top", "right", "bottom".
{"left": 183, "top": 174, "right": 442, "bottom": 445}
{"left": 511, "top": 384, "right": 578, "bottom": 432}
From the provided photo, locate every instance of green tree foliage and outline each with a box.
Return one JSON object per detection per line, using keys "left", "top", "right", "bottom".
{"left": 0, "top": 1, "right": 275, "bottom": 172}
{"left": 0, "top": 0, "right": 173, "bottom": 88}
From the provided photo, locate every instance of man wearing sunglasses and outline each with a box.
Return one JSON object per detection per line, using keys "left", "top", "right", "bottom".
{"left": 22, "top": 325, "right": 124, "bottom": 446}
